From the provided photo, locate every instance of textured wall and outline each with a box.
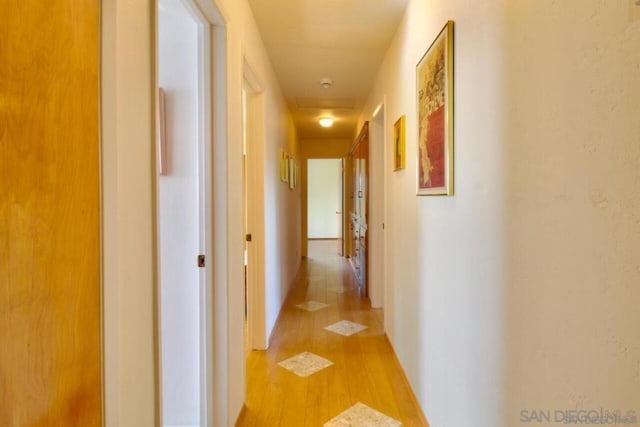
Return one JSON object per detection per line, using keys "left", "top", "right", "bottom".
{"left": 360, "top": 0, "right": 640, "bottom": 426}
{"left": 503, "top": 1, "right": 640, "bottom": 425}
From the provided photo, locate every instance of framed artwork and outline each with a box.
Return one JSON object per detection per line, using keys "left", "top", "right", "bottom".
{"left": 157, "top": 88, "right": 168, "bottom": 175}
{"left": 279, "top": 149, "right": 287, "bottom": 182}
{"left": 282, "top": 153, "right": 289, "bottom": 184}
{"left": 393, "top": 115, "right": 406, "bottom": 171}
{"left": 289, "top": 157, "right": 296, "bottom": 190}
{"left": 416, "top": 20, "right": 454, "bottom": 195}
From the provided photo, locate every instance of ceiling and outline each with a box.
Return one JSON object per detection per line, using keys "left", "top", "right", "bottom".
{"left": 248, "top": 0, "right": 409, "bottom": 140}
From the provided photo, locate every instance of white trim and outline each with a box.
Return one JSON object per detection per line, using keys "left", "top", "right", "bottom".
{"left": 161, "top": 1, "right": 228, "bottom": 425}
{"left": 370, "top": 102, "right": 386, "bottom": 309}
{"left": 181, "top": 1, "right": 214, "bottom": 424}
{"left": 242, "top": 60, "right": 268, "bottom": 350}
{"left": 209, "top": 10, "right": 230, "bottom": 427}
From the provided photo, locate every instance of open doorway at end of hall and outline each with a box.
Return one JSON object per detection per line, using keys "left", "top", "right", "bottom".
{"left": 307, "top": 158, "right": 344, "bottom": 258}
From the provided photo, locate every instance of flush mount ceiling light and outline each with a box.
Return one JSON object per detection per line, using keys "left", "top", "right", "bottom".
{"left": 319, "top": 78, "right": 333, "bottom": 89}
{"left": 319, "top": 117, "right": 334, "bottom": 127}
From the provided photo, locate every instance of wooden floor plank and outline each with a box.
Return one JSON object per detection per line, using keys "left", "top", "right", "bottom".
{"left": 239, "top": 240, "right": 429, "bottom": 426}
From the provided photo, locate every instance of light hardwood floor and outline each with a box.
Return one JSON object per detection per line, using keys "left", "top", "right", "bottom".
{"left": 237, "top": 240, "right": 428, "bottom": 426}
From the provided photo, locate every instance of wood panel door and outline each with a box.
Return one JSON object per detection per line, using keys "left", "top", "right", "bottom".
{"left": 0, "top": 1, "right": 102, "bottom": 425}
{"left": 348, "top": 123, "right": 369, "bottom": 294}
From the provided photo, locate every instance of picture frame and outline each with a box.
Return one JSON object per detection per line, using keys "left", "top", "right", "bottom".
{"left": 288, "top": 157, "right": 295, "bottom": 190}
{"left": 393, "top": 115, "right": 406, "bottom": 171}
{"left": 157, "top": 88, "right": 168, "bottom": 175}
{"left": 285, "top": 153, "right": 291, "bottom": 183}
{"left": 279, "top": 149, "right": 287, "bottom": 182}
{"left": 416, "top": 20, "right": 454, "bottom": 195}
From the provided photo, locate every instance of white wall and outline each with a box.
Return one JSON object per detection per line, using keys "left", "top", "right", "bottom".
{"left": 360, "top": 1, "right": 640, "bottom": 426}
{"left": 361, "top": 3, "right": 505, "bottom": 424}
{"left": 503, "top": 2, "right": 640, "bottom": 425}
{"left": 158, "top": 1, "right": 200, "bottom": 425}
{"left": 103, "top": 0, "right": 300, "bottom": 425}
{"left": 307, "top": 159, "right": 342, "bottom": 239}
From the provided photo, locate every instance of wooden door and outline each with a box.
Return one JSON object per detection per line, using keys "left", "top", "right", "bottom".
{"left": 358, "top": 123, "right": 369, "bottom": 296}
{"left": 0, "top": 1, "right": 102, "bottom": 425}
{"left": 348, "top": 123, "right": 369, "bottom": 294}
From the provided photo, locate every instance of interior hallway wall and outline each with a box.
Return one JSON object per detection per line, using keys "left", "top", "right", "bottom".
{"left": 360, "top": 2, "right": 505, "bottom": 424}
{"left": 103, "top": 0, "right": 299, "bottom": 424}
{"left": 360, "top": 0, "right": 640, "bottom": 426}
{"left": 503, "top": 2, "right": 640, "bottom": 425}
{"left": 188, "top": 0, "right": 301, "bottom": 420}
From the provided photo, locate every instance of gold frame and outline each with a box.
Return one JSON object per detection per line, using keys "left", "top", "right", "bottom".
{"left": 416, "top": 20, "right": 454, "bottom": 196}
{"left": 279, "top": 149, "right": 288, "bottom": 182}
{"left": 393, "top": 115, "right": 406, "bottom": 171}
{"left": 288, "top": 157, "right": 295, "bottom": 189}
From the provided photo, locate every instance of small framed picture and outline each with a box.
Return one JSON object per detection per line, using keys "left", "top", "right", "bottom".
{"left": 157, "top": 88, "right": 168, "bottom": 175}
{"left": 393, "top": 115, "right": 406, "bottom": 171}
{"left": 288, "top": 157, "right": 295, "bottom": 189}
{"left": 279, "top": 149, "right": 287, "bottom": 182}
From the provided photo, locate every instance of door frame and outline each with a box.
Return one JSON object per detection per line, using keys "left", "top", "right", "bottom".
{"left": 102, "top": 0, "right": 233, "bottom": 424}
{"left": 155, "top": 0, "right": 218, "bottom": 424}
{"left": 242, "top": 60, "right": 267, "bottom": 350}
{"left": 189, "top": 1, "right": 214, "bottom": 423}
{"left": 306, "top": 158, "right": 343, "bottom": 243}
{"left": 369, "top": 103, "right": 385, "bottom": 309}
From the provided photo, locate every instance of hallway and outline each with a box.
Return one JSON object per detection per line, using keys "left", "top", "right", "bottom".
{"left": 237, "top": 240, "right": 427, "bottom": 426}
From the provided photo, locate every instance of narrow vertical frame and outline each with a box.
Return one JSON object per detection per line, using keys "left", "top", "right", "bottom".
{"left": 416, "top": 20, "right": 454, "bottom": 195}
{"left": 393, "top": 115, "right": 406, "bottom": 171}
{"left": 157, "top": 87, "right": 168, "bottom": 175}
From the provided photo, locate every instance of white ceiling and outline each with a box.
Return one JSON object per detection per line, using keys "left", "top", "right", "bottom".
{"left": 248, "top": 0, "right": 409, "bottom": 140}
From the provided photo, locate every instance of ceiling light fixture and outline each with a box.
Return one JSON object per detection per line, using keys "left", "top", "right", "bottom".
{"left": 319, "top": 78, "right": 333, "bottom": 89}
{"left": 319, "top": 117, "right": 334, "bottom": 128}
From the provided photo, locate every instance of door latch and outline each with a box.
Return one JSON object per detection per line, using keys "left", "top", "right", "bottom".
{"left": 197, "top": 254, "right": 206, "bottom": 268}
{"left": 245, "top": 233, "right": 252, "bottom": 242}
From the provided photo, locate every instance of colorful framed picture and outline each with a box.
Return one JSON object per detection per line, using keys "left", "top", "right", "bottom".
{"left": 393, "top": 115, "right": 406, "bottom": 171}
{"left": 416, "top": 20, "right": 454, "bottom": 195}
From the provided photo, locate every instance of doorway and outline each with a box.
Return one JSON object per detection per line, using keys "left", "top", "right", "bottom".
{"left": 307, "top": 159, "right": 343, "bottom": 256}
{"left": 157, "top": 0, "right": 212, "bottom": 425}
{"left": 242, "top": 66, "right": 267, "bottom": 351}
